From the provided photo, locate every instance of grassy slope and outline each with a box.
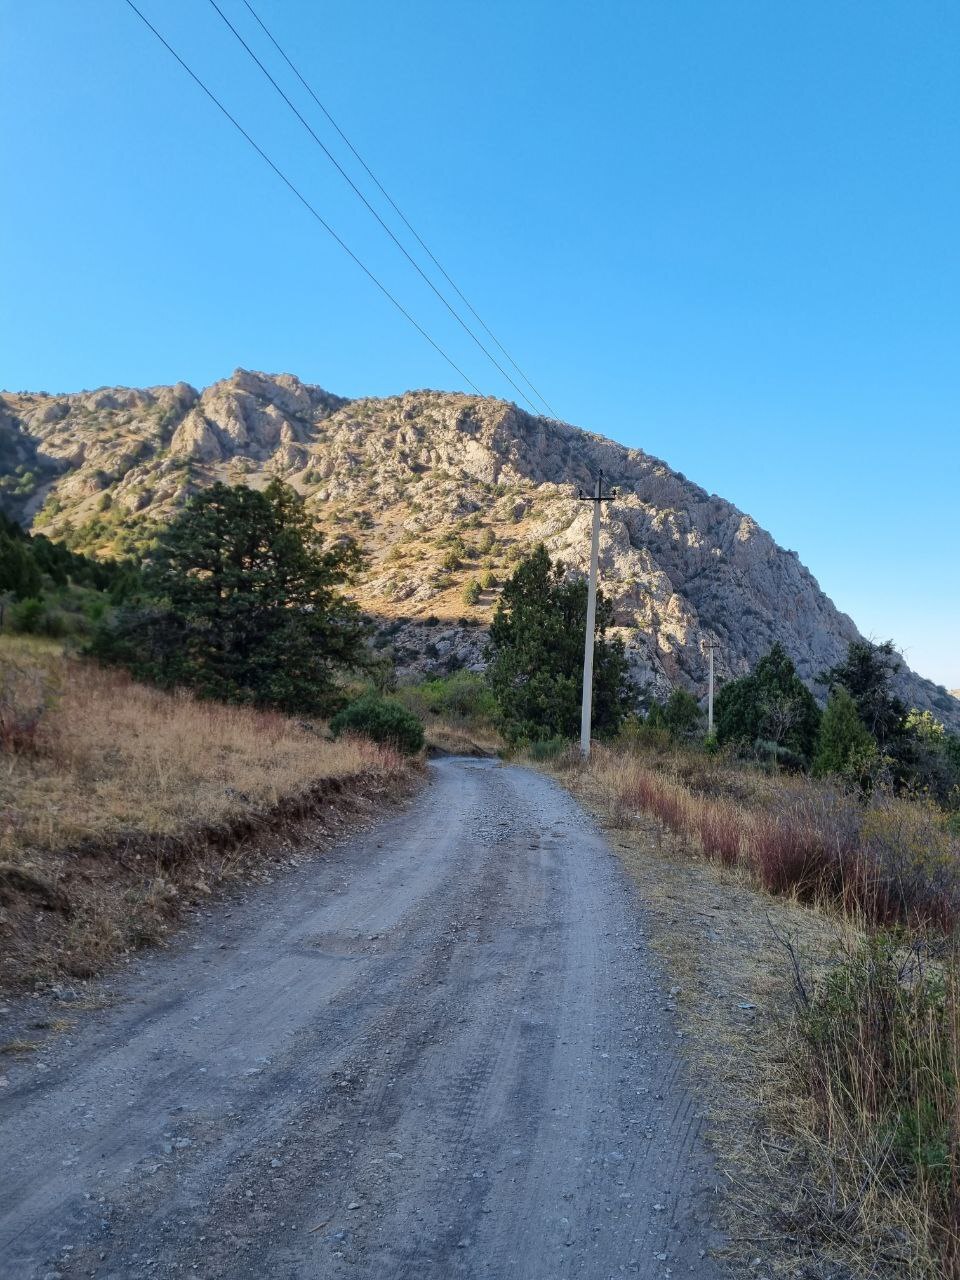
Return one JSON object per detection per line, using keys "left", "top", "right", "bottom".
{"left": 0, "top": 635, "right": 420, "bottom": 990}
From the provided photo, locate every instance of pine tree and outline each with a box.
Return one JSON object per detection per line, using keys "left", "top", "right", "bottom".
{"left": 0, "top": 531, "right": 42, "bottom": 599}
{"left": 813, "top": 686, "right": 877, "bottom": 777}
{"left": 93, "top": 480, "right": 369, "bottom": 712}
{"left": 485, "top": 545, "right": 633, "bottom": 744}
{"left": 715, "top": 643, "right": 821, "bottom": 764}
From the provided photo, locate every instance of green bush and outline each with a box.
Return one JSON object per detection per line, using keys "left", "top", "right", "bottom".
{"left": 526, "top": 735, "right": 573, "bottom": 762}
{"left": 715, "top": 643, "right": 821, "bottom": 765}
{"left": 647, "top": 687, "right": 704, "bottom": 739}
{"left": 617, "top": 714, "right": 673, "bottom": 753}
{"left": 396, "top": 672, "right": 497, "bottom": 725}
{"left": 814, "top": 686, "right": 879, "bottom": 782}
{"left": 329, "top": 695, "right": 424, "bottom": 756}
{"left": 8, "top": 597, "right": 46, "bottom": 634}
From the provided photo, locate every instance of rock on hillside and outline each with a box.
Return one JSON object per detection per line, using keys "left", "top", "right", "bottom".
{"left": 1, "top": 369, "right": 955, "bottom": 728}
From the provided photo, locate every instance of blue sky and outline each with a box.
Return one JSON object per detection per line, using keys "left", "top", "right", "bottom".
{"left": 1, "top": 1, "right": 957, "bottom": 688}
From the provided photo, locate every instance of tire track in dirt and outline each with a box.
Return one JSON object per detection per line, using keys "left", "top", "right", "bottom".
{"left": 0, "top": 758, "right": 726, "bottom": 1278}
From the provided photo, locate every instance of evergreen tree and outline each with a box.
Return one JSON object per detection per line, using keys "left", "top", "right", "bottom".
{"left": 813, "top": 686, "right": 877, "bottom": 778}
{"left": 648, "top": 687, "right": 703, "bottom": 739}
{"left": 0, "top": 531, "right": 42, "bottom": 598}
{"left": 715, "top": 643, "right": 821, "bottom": 764}
{"left": 820, "top": 639, "right": 907, "bottom": 749}
{"left": 485, "top": 545, "right": 633, "bottom": 744}
{"left": 93, "top": 480, "right": 369, "bottom": 713}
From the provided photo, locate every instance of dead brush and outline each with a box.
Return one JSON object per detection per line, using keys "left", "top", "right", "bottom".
{"left": 748, "top": 811, "right": 831, "bottom": 898}
{"left": 582, "top": 744, "right": 960, "bottom": 933}
{"left": 693, "top": 799, "right": 742, "bottom": 866}
{"left": 791, "top": 930, "right": 960, "bottom": 1276}
{"left": 0, "top": 655, "right": 55, "bottom": 754}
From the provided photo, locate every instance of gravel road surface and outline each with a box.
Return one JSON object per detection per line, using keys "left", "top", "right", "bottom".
{"left": 0, "top": 758, "right": 725, "bottom": 1278}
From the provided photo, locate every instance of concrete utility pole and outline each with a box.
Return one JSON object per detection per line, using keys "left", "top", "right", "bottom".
{"left": 578, "top": 472, "right": 611, "bottom": 758}
{"left": 707, "top": 642, "right": 716, "bottom": 737}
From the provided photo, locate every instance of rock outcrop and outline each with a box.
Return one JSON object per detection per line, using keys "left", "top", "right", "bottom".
{"left": 1, "top": 369, "right": 955, "bottom": 728}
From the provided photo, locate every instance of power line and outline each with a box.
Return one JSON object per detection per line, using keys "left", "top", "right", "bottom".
{"left": 240, "top": 0, "right": 559, "bottom": 419}
{"left": 238, "top": 0, "right": 559, "bottom": 421}
{"left": 206, "top": 0, "right": 549, "bottom": 419}
{"left": 122, "top": 0, "right": 484, "bottom": 396}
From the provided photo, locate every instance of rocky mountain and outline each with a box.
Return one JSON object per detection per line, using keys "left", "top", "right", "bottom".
{"left": 1, "top": 368, "right": 956, "bottom": 727}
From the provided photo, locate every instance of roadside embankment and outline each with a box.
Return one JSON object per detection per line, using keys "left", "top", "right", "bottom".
{"left": 542, "top": 742, "right": 960, "bottom": 1279}
{"left": 0, "top": 635, "right": 422, "bottom": 991}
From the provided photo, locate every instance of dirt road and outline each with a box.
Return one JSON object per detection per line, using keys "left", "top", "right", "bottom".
{"left": 0, "top": 758, "right": 725, "bottom": 1279}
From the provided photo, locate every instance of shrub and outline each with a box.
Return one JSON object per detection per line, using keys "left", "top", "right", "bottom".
{"left": 329, "top": 695, "right": 424, "bottom": 756}
{"left": 694, "top": 800, "right": 742, "bottom": 866}
{"left": 814, "top": 686, "right": 878, "bottom": 781}
{"left": 8, "top": 597, "right": 46, "bottom": 634}
{"left": 462, "top": 579, "right": 480, "bottom": 606}
{"left": 397, "top": 672, "right": 497, "bottom": 725}
{"left": 527, "top": 735, "right": 574, "bottom": 762}
{"left": 647, "top": 687, "right": 704, "bottom": 740}
{"left": 617, "top": 715, "right": 673, "bottom": 753}
{"left": 749, "top": 812, "right": 828, "bottom": 897}
{"left": 797, "top": 932, "right": 960, "bottom": 1269}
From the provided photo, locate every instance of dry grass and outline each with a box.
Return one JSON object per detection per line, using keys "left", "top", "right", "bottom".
{"left": 556, "top": 762, "right": 850, "bottom": 1277}
{"left": 580, "top": 744, "right": 960, "bottom": 929}
{"left": 0, "top": 634, "right": 420, "bottom": 989}
{"left": 420, "top": 714, "right": 502, "bottom": 757}
{"left": 547, "top": 743, "right": 960, "bottom": 1278}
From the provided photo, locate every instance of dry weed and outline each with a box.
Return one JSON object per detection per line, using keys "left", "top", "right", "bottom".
{"left": 550, "top": 742, "right": 960, "bottom": 1277}
{"left": 0, "top": 636, "right": 419, "bottom": 988}
{"left": 580, "top": 744, "right": 960, "bottom": 930}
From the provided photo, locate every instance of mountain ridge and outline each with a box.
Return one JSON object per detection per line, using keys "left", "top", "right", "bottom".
{"left": 2, "top": 368, "right": 955, "bottom": 728}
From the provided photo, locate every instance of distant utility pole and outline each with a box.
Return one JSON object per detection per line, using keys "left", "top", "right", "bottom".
{"left": 578, "top": 471, "right": 614, "bottom": 758}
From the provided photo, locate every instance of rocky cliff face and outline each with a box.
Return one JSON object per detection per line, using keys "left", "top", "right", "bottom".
{"left": 1, "top": 369, "right": 955, "bottom": 727}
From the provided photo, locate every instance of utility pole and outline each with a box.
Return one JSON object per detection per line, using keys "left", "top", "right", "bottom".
{"left": 578, "top": 472, "right": 613, "bottom": 757}
{"left": 707, "top": 641, "right": 716, "bottom": 737}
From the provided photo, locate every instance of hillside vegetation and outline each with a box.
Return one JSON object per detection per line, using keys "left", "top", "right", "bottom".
{"left": 0, "top": 509, "right": 137, "bottom": 638}
{"left": 2, "top": 369, "right": 955, "bottom": 727}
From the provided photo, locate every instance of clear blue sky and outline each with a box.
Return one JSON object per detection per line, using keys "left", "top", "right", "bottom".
{"left": 1, "top": 1, "right": 957, "bottom": 688}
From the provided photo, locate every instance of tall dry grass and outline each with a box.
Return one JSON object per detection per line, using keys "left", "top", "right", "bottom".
{"left": 0, "top": 636, "right": 405, "bottom": 860}
{"left": 790, "top": 932, "right": 960, "bottom": 1276}
{"left": 0, "top": 635, "right": 417, "bottom": 986}
{"left": 559, "top": 740, "right": 960, "bottom": 1275}
{"left": 581, "top": 744, "right": 960, "bottom": 929}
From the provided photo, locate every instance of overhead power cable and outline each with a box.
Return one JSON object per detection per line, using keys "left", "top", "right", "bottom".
{"left": 237, "top": 0, "right": 559, "bottom": 420}
{"left": 207, "top": 0, "right": 549, "bottom": 419}
{"left": 122, "top": 0, "right": 484, "bottom": 396}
